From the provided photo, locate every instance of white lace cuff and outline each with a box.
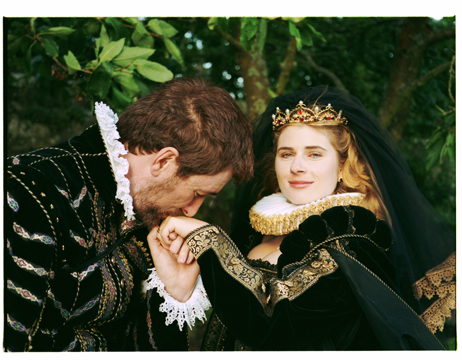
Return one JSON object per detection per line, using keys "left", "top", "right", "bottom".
{"left": 145, "top": 268, "right": 211, "bottom": 330}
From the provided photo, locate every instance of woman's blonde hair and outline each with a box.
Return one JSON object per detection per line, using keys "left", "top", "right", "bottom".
{"left": 258, "top": 121, "right": 389, "bottom": 222}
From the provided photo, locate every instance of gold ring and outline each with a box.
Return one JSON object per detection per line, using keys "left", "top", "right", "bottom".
{"left": 158, "top": 216, "right": 171, "bottom": 233}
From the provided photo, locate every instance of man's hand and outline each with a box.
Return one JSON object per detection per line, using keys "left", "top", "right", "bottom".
{"left": 147, "top": 226, "right": 200, "bottom": 302}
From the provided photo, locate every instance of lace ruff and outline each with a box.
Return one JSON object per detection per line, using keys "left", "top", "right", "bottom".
{"left": 249, "top": 192, "right": 365, "bottom": 235}
{"left": 145, "top": 268, "right": 211, "bottom": 330}
{"left": 95, "top": 102, "right": 135, "bottom": 221}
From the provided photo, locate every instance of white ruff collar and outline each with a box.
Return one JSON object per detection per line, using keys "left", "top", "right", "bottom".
{"left": 249, "top": 192, "right": 365, "bottom": 236}
{"left": 95, "top": 102, "right": 135, "bottom": 221}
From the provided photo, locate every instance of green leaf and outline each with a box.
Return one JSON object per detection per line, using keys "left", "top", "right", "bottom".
{"left": 8, "top": 35, "right": 24, "bottom": 55}
{"left": 104, "top": 17, "right": 129, "bottom": 41}
{"left": 30, "top": 17, "right": 37, "bottom": 33}
{"left": 87, "top": 62, "right": 114, "bottom": 99}
{"left": 208, "top": 17, "right": 220, "bottom": 30}
{"left": 256, "top": 18, "right": 268, "bottom": 54}
{"left": 241, "top": 17, "right": 258, "bottom": 40}
{"left": 289, "top": 21, "right": 303, "bottom": 51}
{"left": 240, "top": 17, "right": 259, "bottom": 51}
{"left": 83, "top": 18, "right": 101, "bottom": 36}
{"left": 43, "top": 36, "right": 59, "bottom": 57}
{"left": 85, "top": 59, "right": 98, "bottom": 70}
{"left": 147, "top": 19, "right": 178, "bottom": 38}
{"left": 425, "top": 127, "right": 446, "bottom": 171}
{"left": 131, "top": 22, "right": 154, "bottom": 49}
{"left": 134, "top": 59, "right": 173, "bottom": 82}
{"left": 63, "top": 50, "right": 81, "bottom": 75}
{"left": 112, "top": 46, "right": 155, "bottom": 67}
{"left": 99, "top": 38, "right": 125, "bottom": 64}
{"left": 110, "top": 84, "right": 133, "bottom": 109}
{"left": 163, "top": 38, "right": 184, "bottom": 68}
{"left": 299, "top": 26, "right": 313, "bottom": 47}
{"left": 307, "top": 23, "right": 326, "bottom": 42}
{"left": 447, "top": 132, "right": 455, "bottom": 164}
{"left": 38, "top": 27, "right": 76, "bottom": 37}
{"left": 113, "top": 72, "right": 141, "bottom": 98}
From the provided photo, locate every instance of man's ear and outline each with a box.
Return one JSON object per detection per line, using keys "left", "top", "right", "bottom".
{"left": 151, "top": 147, "right": 180, "bottom": 178}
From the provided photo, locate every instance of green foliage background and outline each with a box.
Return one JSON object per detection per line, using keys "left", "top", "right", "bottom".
{"left": 5, "top": 16, "right": 456, "bottom": 350}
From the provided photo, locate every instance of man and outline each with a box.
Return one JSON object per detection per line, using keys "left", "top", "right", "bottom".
{"left": 4, "top": 77, "right": 253, "bottom": 351}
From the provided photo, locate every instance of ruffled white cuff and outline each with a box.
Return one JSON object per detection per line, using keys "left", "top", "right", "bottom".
{"left": 145, "top": 268, "right": 211, "bottom": 330}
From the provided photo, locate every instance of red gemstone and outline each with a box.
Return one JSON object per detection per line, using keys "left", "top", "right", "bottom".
{"left": 299, "top": 118, "right": 303, "bottom": 122}
{"left": 327, "top": 116, "right": 331, "bottom": 120}
{"left": 299, "top": 110, "right": 302, "bottom": 114}
{"left": 277, "top": 120, "right": 280, "bottom": 124}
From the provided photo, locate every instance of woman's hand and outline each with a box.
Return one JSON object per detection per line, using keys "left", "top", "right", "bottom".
{"left": 157, "top": 216, "right": 209, "bottom": 264}
{"left": 147, "top": 226, "right": 200, "bottom": 302}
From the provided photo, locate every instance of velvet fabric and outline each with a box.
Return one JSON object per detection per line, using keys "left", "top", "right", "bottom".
{"left": 5, "top": 125, "right": 187, "bottom": 351}
{"left": 195, "top": 206, "right": 445, "bottom": 350}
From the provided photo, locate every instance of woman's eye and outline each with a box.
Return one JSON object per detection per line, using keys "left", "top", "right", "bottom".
{"left": 281, "top": 153, "right": 293, "bottom": 158}
{"left": 309, "top": 153, "right": 322, "bottom": 158}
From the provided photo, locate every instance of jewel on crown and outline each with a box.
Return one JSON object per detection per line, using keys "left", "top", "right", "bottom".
{"left": 272, "top": 101, "right": 348, "bottom": 130}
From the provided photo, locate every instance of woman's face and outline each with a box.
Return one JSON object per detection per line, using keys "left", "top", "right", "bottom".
{"left": 275, "top": 125, "right": 341, "bottom": 205}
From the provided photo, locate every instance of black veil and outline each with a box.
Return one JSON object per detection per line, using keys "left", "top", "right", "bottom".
{"left": 230, "top": 85, "right": 455, "bottom": 316}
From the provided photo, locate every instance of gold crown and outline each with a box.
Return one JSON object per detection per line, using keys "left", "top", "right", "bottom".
{"left": 272, "top": 101, "right": 348, "bottom": 130}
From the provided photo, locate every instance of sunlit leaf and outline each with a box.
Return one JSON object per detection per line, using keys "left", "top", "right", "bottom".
{"left": 112, "top": 46, "right": 155, "bottom": 68}
{"left": 163, "top": 38, "right": 184, "bottom": 68}
{"left": 38, "top": 27, "right": 76, "bottom": 37}
{"left": 87, "top": 62, "right": 114, "bottom": 99}
{"left": 63, "top": 50, "right": 81, "bottom": 75}
{"left": 147, "top": 19, "right": 178, "bottom": 38}
{"left": 99, "top": 38, "right": 125, "bottom": 64}
{"left": 43, "top": 36, "right": 59, "bottom": 57}
{"left": 289, "top": 21, "right": 302, "bottom": 50}
{"left": 134, "top": 59, "right": 173, "bottom": 82}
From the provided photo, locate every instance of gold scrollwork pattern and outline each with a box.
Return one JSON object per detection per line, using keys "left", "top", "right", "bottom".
{"left": 265, "top": 249, "right": 338, "bottom": 316}
{"left": 412, "top": 252, "right": 456, "bottom": 333}
{"left": 186, "top": 226, "right": 267, "bottom": 306}
{"left": 186, "top": 226, "right": 338, "bottom": 317}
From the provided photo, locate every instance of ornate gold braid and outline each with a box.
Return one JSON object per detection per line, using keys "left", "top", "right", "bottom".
{"left": 185, "top": 225, "right": 338, "bottom": 317}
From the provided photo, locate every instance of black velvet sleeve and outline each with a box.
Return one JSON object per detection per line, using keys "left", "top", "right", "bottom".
{"left": 185, "top": 226, "right": 369, "bottom": 350}
{"left": 186, "top": 206, "right": 445, "bottom": 350}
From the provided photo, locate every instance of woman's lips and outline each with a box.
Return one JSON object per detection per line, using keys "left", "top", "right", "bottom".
{"left": 288, "top": 181, "right": 313, "bottom": 189}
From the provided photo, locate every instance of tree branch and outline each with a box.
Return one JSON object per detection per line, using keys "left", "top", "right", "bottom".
{"left": 299, "top": 49, "right": 347, "bottom": 92}
{"left": 276, "top": 37, "right": 298, "bottom": 96}
{"left": 214, "top": 27, "right": 245, "bottom": 52}
{"left": 383, "top": 61, "right": 452, "bottom": 125}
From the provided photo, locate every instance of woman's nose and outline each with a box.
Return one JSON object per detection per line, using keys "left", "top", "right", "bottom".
{"left": 290, "top": 156, "right": 307, "bottom": 174}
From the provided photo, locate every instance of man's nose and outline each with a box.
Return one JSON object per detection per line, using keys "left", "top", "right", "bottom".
{"left": 181, "top": 197, "right": 206, "bottom": 217}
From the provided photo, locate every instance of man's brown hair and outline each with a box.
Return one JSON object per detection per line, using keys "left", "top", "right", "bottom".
{"left": 117, "top": 77, "right": 253, "bottom": 183}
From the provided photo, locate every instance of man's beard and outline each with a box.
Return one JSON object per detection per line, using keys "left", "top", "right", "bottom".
{"left": 132, "top": 176, "right": 182, "bottom": 228}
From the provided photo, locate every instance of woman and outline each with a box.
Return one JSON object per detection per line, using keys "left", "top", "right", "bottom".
{"left": 149, "top": 86, "right": 455, "bottom": 350}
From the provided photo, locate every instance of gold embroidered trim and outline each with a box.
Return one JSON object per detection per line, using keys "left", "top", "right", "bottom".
{"left": 412, "top": 252, "right": 456, "bottom": 333}
{"left": 186, "top": 226, "right": 338, "bottom": 316}
{"left": 266, "top": 248, "right": 338, "bottom": 316}
{"left": 249, "top": 193, "right": 365, "bottom": 235}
